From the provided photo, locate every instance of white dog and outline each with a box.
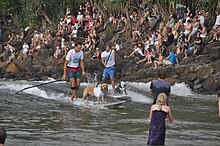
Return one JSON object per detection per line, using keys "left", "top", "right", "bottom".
{"left": 115, "top": 81, "right": 127, "bottom": 95}
{"left": 81, "top": 83, "right": 108, "bottom": 103}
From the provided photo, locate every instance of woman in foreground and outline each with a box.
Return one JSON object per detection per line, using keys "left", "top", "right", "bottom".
{"left": 147, "top": 93, "right": 174, "bottom": 145}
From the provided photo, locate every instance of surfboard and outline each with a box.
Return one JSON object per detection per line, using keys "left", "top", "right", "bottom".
{"left": 93, "top": 100, "right": 127, "bottom": 107}
{"left": 106, "top": 94, "right": 131, "bottom": 100}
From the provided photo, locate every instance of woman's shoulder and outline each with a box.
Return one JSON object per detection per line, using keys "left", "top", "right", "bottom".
{"left": 151, "top": 104, "right": 170, "bottom": 112}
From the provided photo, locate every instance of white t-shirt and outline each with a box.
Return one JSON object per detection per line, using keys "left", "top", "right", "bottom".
{"left": 22, "top": 44, "right": 29, "bottom": 54}
{"left": 199, "top": 15, "right": 205, "bottom": 25}
{"left": 135, "top": 47, "right": 144, "bottom": 56}
{"left": 214, "top": 15, "right": 220, "bottom": 26}
{"left": 93, "top": 87, "right": 105, "bottom": 97}
{"left": 34, "top": 33, "right": 40, "bottom": 40}
{"left": 144, "top": 40, "right": 150, "bottom": 51}
{"left": 66, "top": 49, "right": 84, "bottom": 68}
{"left": 61, "top": 40, "right": 65, "bottom": 48}
{"left": 115, "top": 44, "right": 120, "bottom": 51}
{"left": 77, "top": 14, "right": 83, "bottom": 20}
{"left": 36, "top": 45, "right": 41, "bottom": 50}
{"left": 101, "top": 49, "right": 115, "bottom": 67}
{"left": 72, "top": 29, "right": 77, "bottom": 38}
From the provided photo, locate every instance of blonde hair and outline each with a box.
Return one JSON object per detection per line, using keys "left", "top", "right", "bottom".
{"left": 156, "top": 93, "right": 167, "bottom": 105}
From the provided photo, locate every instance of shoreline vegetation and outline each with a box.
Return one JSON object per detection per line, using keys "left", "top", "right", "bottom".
{"left": 0, "top": 0, "right": 219, "bottom": 95}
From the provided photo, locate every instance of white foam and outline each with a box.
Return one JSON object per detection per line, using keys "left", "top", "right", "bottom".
{"left": 127, "top": 82, "right": 193, "bottom": 97}
{"left": 127, "top": 90, "right": 152, "bottom": 103}
{"left": 0, "top": 80, "right": 66, "bottom": 100}
{"left": 171, "top": 82, "right": 193, "bottom": 97}
{"left": 0, "top": 80, "right": 196, "bottom": 104}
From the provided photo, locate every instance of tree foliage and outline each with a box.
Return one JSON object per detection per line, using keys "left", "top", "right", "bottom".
{"left": 0, "top": 0, "right": 82, "bottom": 29}
{"left": 0, "top": 0, "right": 218, "bottom": 29}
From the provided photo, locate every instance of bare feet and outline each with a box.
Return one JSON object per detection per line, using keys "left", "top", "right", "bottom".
{"left": 71, "top": 96, "right": 76, "bottom": 101}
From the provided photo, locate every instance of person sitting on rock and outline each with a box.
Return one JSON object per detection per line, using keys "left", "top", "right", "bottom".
{"left": 28, "top": 41, "right": 41, "bottom": 56}
{"left": 125, "top": 43, "right": 144, "bottom": 60}
{"left": 91, "top": 47, "right": 101, "bottom": 60}
{"left": 54, "top": 46, "right": 62, "bottom": 59}
{"left": 163, "top": 50, "right": 178, "bottom": 66}
{"left": 153, "top": 53, "right": 164, "bottom": 69}
{"left": 4, "top": 43, "right": 16, "bottom": 64}
{"left": 21, "top": 41, "right": 29, "bottom": 61}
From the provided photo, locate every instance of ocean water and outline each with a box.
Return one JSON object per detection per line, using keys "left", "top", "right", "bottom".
{"left": 0, "top": 79, "right": 220, "bottom": 146}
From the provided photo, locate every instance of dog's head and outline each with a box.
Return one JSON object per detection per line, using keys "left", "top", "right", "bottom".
{"left": 120, "top": 81, "right": 125, "bottom": 88}
{"left": 101, "top": 83, "right": 108, "bottom": 93}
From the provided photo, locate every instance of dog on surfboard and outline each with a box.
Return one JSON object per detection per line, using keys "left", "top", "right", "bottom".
{"left": 115, "top": 81, "right": 127, "bottom": 95}
{"left": 81, "top": 83, "right": 108, "bottom": 103}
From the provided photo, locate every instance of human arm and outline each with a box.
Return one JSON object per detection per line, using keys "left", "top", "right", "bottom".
{"left": 129, "top": 49, "right": 137, "bottom": 57}
{"left": 175, "top": 57, "right": 179, "bottom": 64}
{"left": 80, "top": 59, "right": 86, "bottom": 77}
{"left": 62, "top": 60, "right": 69, "bottom": 80}
{"left": 168, "top": 107, "right": 174, "bottom": 123}
{"left": 101, "top": 56, "right": 107, "bottom": 67}
{"left": 148, "top": 106, "right": 153, "bottom": 121}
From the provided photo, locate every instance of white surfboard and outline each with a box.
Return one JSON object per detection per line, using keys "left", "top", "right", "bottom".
{"left": 106, "top": 94, "right": 130, "bottom": 100}
{"left": 93, "top": 100, "right": 127, "bottom": 107}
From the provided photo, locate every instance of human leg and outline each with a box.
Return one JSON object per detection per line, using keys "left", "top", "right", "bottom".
{"left": 108, "top": 66, "right": 115, "bottom": 93}
{"left": 68, "top": 70, "right": 81, "bottom": 101}
{"left": 70, "top": 78, "right": 77, "bottom": 100}
{"left": 102, "top": 67, "right": 109, "bottom": 83}
{"left": 110, "top": 77, "right": 115, "bottom": 94}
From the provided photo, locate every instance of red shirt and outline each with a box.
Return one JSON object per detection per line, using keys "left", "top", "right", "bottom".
{"left": 71, "top": 17, "right": 77, "bottom": 25}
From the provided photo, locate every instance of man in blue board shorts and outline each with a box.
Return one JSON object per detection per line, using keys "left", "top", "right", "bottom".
{"left": 101, "top": 43, "right": 116, "bottom": 94}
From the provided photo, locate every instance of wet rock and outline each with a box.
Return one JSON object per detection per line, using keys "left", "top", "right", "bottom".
{"left": 194, "top": 84, "right": 202, "bottom": 89}
{"left": 203, "top": 41, "right": 220, "bottom": 54}
{"left": 201, "top": 76, "right": 217, "bottom": 91}
{"left": 209, "top": 46, "right": 220, "bottom": 59}
{"left": 6, "top": 63, "right": 19, "bottom": 73}
{"left": 194, "top": 77, "right": 205, "bottom": 85}
{"left": 196, "top": 65, "right": 214, "bottom": 79}
{"left": 185, "top": 73, "right": 197, "bottom": 82}
{"left": 40, "top": 76, "right": 48, "bottom": 80}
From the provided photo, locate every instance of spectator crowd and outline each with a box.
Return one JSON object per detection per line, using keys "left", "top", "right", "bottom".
{"left": 0, "top": 2, "right": 219, "bottom": 70}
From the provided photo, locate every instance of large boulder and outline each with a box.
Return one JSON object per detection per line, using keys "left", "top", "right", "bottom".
{"left": 203, "top": 41, "right": 220, "bottom": 54}
{"left": 201, "top": 75, "right": 218, "bottom": 92}
{"left": 209, "top": 46, "right": 220, "bottom": 59}
{"left": 196, "top": 65, "right": 214, "bottom": 79}
{"left": 6, "top": 63, "right": 19, "bottom": 73}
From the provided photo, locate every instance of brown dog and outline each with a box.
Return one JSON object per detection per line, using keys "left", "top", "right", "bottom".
{"left": 82, "top": 83, "right": 108, "bottom": 103}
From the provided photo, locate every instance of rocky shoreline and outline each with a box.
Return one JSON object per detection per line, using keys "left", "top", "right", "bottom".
{"left": 1, "top": 32, "right": 219, "bottom": 95}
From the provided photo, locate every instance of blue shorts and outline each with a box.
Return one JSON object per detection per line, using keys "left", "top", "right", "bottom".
{"left": 102, "top": 66, "right": 115, "bottom": 79}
